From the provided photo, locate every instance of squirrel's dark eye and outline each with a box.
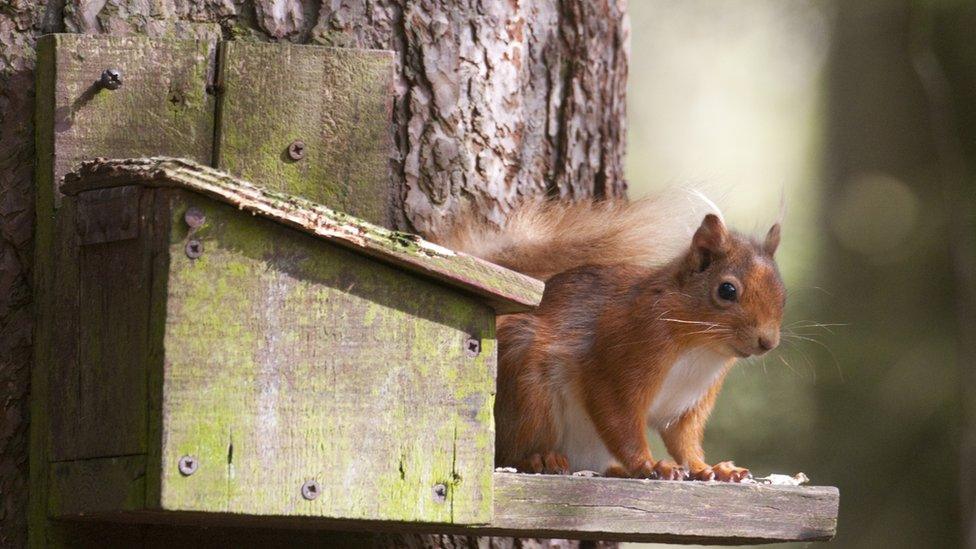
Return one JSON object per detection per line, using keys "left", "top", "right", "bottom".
{"left": 718, "top": 282, "right": 738, "bottom": 301}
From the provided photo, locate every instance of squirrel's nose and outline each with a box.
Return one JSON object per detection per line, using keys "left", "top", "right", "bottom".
{"left": 757, "top": 331, "right": 780, "bottom": 352}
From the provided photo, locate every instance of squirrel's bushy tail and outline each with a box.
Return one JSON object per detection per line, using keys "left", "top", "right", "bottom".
{"left": 433, "top": 191, "right": 721, "bottom": 281}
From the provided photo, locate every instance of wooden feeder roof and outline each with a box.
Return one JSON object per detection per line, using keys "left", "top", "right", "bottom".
{"left": 62, "top": 157, "right": 544, "bottom": 314}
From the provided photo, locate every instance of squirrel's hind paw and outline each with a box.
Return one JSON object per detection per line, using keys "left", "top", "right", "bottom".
{"left": 517, "top": 452, "right": 570, "bottom": 475}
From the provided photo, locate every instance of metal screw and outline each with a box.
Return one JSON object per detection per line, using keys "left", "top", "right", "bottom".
{"left": 178, "top": 455, "right": 198, "bottom": 476}
{"left": 184, "top": 207, "right": 206, "bottom": 229}
{"left": 287, "top": 140, "right": 306, "bottom": 161}
{"left": 99, "top": 68, "right": 122, "bottom": 90}
{"left": 168, "top": 89, "right": 184, "bottom": 105}
{"left": 464, "top": 337, "right": 481, "bottom": 358}
{"left": 185, "top": 239, "right": 203, "bottom": 259}
{"left": 301, "top": 480, "right": 320, "bottom": 500}
{"left": 432, "top": 483, "right": 447, "bottom": 503}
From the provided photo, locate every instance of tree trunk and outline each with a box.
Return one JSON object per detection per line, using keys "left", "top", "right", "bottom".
{"left": 0, "top": 0, "right": 628, "bottom": 546}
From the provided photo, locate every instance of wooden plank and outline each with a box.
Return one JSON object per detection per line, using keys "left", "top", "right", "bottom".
{"left": 62, "top": 157, "right": 544, "bottom": 314}
{"left": 31, "top": 34, "right": 217, "bottom": 547}
{"left": 154, "top": 190, "right": 495, "bottom": 524}
{"left": 39, "top": 34, "right": 217, "bottom": 206}
{"left": 29, "top": 35, "right": 59, "bottom": 549}
{"left": 216, "top": 41, "right": 396, "bottom": 227}
{"left": 486, "top": 473, "right": 838, "bottom": 544}
{"left": 37, "top": 33, "right": 215, "bottom": 462}
{"left": 50, "top": 187, "right": 156, "bottom": 461}
{"left": 53, "top": 473, "right": 838, "bottom": 545}
{"left": 48, "top": 456, "right": 147, "bottom": 517}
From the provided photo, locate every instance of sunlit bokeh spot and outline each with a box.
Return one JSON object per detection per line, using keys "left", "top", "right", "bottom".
{"left": 829, "top": 172, "right": 919, "bottom": 258}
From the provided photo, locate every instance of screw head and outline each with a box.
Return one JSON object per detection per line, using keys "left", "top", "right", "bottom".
{"left": 287, "top": 140, "right": 306, "bottom": 161}
{"left": 185, "top": 239, "right": 203, "bottom": 259}
{"left": 464, "top": 337, "right": 481, "bottom": 358}
{"left": 99, "top": 68, "right": 122, "bottom": 90}
{"left": 432, "top": 483, "right": 448, "bottom": 503}
{"left": 178, "top": 455, "right": 198, "bottom": 476}
{"left": 301, "top": 480, "right": 320, "bottom": 500}
{"left": 184, "top": 207, "right": 206, "bottom": 229}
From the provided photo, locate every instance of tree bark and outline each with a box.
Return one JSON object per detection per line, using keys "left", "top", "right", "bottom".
{"left": 0, "top": 0, "right": 628, "bottom": 546}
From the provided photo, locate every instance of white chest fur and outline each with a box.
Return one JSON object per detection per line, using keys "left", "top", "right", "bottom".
{"left": 647, "top": 347, "right": 730, "bottom": 429}
{"left": 551, "top": 347, "right": 730, "bottom": 473}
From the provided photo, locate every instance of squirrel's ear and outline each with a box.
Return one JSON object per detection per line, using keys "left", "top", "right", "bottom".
{"left": 764, "top": 223, "right": 781, "bottom": 256}
{"left": 691, "top": 214, "right": 729, "bottom": 270}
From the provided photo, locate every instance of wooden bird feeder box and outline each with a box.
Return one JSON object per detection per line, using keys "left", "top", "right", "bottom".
{"left": 30, "top": 34, "right": 839, "bottom": 545}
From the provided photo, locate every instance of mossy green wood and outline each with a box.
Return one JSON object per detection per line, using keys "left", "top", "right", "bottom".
{"left": 215, "top": 41, "right": 396, "bottom": 227}
{"left": 30, "top": 34, "right": 216, "bottom": 548}
{"left": 64, "top": 158, "right": 544, "bottom": 313}
{"left": 38, "top": 34, "right": 216, "bottom": 208}
{"left": 155, "top": 189, "right": 495, "bottom": 523}
{"left": 37, "top": 33, "right": 217, "bottom": 462}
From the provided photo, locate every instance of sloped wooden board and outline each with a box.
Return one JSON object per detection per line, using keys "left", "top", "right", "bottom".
{"left": 62, "top": 157, "right": 544, "bottom": 313}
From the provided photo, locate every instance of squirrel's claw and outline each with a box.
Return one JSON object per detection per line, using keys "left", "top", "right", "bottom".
{"left": 690, "top": 466, "right": 717, "bottom": 481}
{"left": 710, "top": 461, "right": 752, "bottom": 482}
{"left": 651, "top": 460, "right": 689, "bottom": 481}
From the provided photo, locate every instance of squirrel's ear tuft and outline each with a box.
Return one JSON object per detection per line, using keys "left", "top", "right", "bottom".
{"left": 692, "top": 214, "right": 729, "bottom": 253}
{"left": 764, "top": 223, "right": 781, "bottom": 256}
{"left": 691, "top": 214, "right": 729, "bottom": 271}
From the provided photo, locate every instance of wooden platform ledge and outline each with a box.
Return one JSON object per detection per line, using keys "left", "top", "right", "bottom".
{"left": 486, "top": 473, "right": 838, "bottom": 544}
{"left": 65, "top": 473, "right": 839, "bottom": 545}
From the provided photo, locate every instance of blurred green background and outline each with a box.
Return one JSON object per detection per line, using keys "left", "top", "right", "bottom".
{"left": 624, "top": 1, "right": 976, "bottom": 547}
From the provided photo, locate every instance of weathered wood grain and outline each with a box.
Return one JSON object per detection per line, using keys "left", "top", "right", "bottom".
{"left": 48, "top": 456, "right": 147, "bottom": 517}
{"left": 154, "top": 188, "right": 495, "bottom": 523}
{"left": 50, "top": 188, "right": 155, "bottom": 462}
{"left": 37, "top": 34, "right": 217, "bottom": 206}
{"left": 62, "top": 157, "right": 545, "bottom": 314}
{"left": 30, "top": 34, "right": 216, "bottom": 547}
{"left": 9, "top": 3, "right": 632, "bottom": 545}
{"left": 216, "top": 41, "right": 396, "bottom": 227}
{"left": 486, "top": 473, "right": 838, "bottom": 544}
{"left": 50, "top": 472, "right": 838, "bottom": 545}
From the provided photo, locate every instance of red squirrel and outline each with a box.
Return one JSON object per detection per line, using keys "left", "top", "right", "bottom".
{"left": 439, "top": 195, "right": 785, "bottom": 481}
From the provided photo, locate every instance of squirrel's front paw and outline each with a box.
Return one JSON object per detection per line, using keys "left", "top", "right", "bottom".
{"left": 631, "top": 459, "right": 688, "bottom": 481}
{"left": 694, "top": 461, "right": 751, "bottom": 482}
{"left": 518, "top": 452, "right": 570, "bottom": 475}
{"left": 653, "top": 460, "right": 689, "bottom": 480}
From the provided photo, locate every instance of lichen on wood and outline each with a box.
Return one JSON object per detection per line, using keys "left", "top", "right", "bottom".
{"left": 156, "top": 189, "right": 496, "bottom": 522}
{"left": 215, "top": 41, "right": 397, "bottom": 228}
{"left": 11, "top": 1, "right": 631, "bottom": 547}
{"left": 62, "top": 157, "right": 544, "bottom": 314}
